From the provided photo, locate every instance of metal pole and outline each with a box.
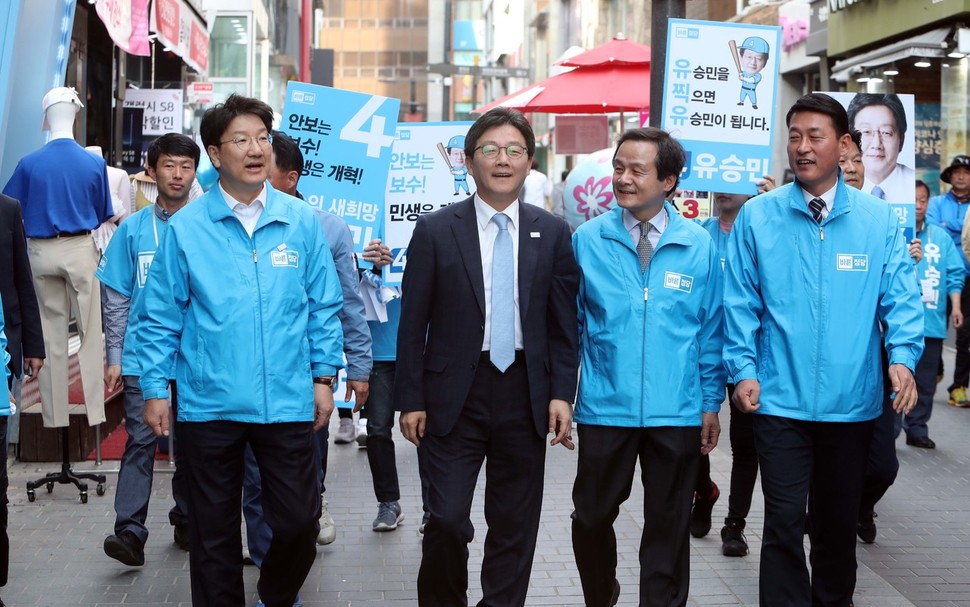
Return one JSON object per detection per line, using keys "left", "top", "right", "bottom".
{"left": 442, "top": 0, "right": 452, "bottom": 121}
{"left": 649, "top": 0, "right": 686, "bottom": 128}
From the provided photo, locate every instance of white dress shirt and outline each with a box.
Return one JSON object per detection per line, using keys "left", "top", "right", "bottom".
{"left": 862, "top": 163, "right": 916, "bottom": 203}
{"left": 220, "top": 182, "right": 266, "bottom": 237}
{"left": 622, "top": 207, "right": 668, "bottom": 249}
{"left": 475, "top": 195, "right": 523, "bottom": 351}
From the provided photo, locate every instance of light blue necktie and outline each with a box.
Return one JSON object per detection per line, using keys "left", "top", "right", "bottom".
{"left": 872, "top": 186, "right": 885, "bottom": 200}
{"left": 490, "top": 213, "right": 515, "bottom": 372}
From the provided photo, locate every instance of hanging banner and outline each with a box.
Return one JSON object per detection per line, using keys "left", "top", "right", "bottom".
{"left": 151, "top": 0, "right": 208, "bottom": 73}
{"left": 282, "top": 82, "right": 401, "bottom": 255}
{"left": 95, "top": 0, "right": 150, "bottom": 56}
{"left": 662, "top": 19, "right": 782, "bottom": 195}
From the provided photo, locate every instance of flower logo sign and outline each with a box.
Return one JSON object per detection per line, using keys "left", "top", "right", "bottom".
{"left": 573, "top": 176, "right": 614, "bottom": 221}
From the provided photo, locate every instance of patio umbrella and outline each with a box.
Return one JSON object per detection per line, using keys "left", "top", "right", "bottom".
{"left": 473, "top": 63, "right": 649, "bottom": 115}
{"left": 556, "top": 36, "right": 651, "bottom": 68}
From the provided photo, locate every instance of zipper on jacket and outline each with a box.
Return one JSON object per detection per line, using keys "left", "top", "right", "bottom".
{"left": 814, "top": 221, "right": 824, "bottom": 418}
{"left": 820, "top": 226, "right": 824, "bottom": 241}
{"left": 253, "top": 248, "right": 257, "bottom": 263}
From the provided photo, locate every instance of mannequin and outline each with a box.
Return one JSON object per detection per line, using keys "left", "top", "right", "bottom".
{"left": 1, "top": 87, "right": 112, "bottom": 429}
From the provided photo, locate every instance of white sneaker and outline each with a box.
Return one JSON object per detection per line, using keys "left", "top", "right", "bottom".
{"left": 356, "top": 418, "right": 368, "bottom": 448}
{"left": 333, "top": 417, "right": 356, "bottom": 444}
{"left": 317, "top": 497, "right": 336, "bottom": 545}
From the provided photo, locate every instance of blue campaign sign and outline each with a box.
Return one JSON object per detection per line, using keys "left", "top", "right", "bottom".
{"left": 662, "top": 19, "right": 781, "bottom": 196}
{"left": 281, "top": 82, "right": 401, "bottom": 254}
{"left": 890, "top": 201, "right": 916, "bottom": 243}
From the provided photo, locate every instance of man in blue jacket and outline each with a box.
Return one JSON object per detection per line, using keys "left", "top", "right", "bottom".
{"left": 139, "top": 94, "right": 344, "bottom": 607}
{"left": 724, "top": 93, "right": 923, "bottom": 606}
{"left": 571, "top": 127, "right": 724, "bottom": 607}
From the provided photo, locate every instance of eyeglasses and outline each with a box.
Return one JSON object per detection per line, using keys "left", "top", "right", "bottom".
{"left": 475, "top": 144, "right": 527, "bottom": 159}
{"left": 858, "top": 128, "right": 897, "bottom": 141}
{"left": 220, "top": 133, "right": 273, "bottom": 151}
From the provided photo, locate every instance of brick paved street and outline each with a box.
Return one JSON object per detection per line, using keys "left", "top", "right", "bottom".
{"left": 2, "top": 349, "right": 968, "bottom": 606}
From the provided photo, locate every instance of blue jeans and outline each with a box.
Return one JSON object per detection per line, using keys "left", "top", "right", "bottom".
{"left": 113, "top": 376, "right": 189, "bottom": 544}
{"left": 365, "top": 361, "right": 400, "bottom": 502}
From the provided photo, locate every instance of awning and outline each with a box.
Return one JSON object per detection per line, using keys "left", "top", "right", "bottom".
{"left": 151, "top": 0, "right": 209, "bottom": 74}
{"left": 831, "top": 27, "right": 950, "bottom": 82}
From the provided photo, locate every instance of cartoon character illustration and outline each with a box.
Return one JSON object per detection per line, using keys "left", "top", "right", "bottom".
{"left": 436, "top": 135, "right": 470, "bottom": 196}
{"left": 730, "top": 36, "right": 769, "bottom": 110}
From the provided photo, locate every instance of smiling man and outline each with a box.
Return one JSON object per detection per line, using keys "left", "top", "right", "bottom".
{"left": 394, "top": 107, "right": 578, "bottom": 607}
{"left": 847, "top": 93, "right": 914, "bottom": 203}
{"left": 137, "top": 94, "right": 344, "bottom": 607}
{"left": 570, "top": 127, "right": 724, "bottom": 607}
{"left": 724, "top": 92, "right": 923, "bottom": 606}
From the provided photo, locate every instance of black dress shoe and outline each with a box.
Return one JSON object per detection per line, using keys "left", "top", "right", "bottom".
{"left": 104, "top": 530, "right": 145, "bottom": 566}
{"left": 906, "top": 435, "right": 936, "bottom": 449}
{"left": 609, "top": 579, "right": 620, "bottom": 606}
{"left": 857, "top": 511, "right": 877, "bottom": 544}
{"left": 173, "top": 523, "right": 191, "bottom": 551}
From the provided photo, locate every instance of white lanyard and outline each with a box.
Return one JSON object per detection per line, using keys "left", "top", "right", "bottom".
{"left": 152, "top": 207, "right": 160, "bottom": 248}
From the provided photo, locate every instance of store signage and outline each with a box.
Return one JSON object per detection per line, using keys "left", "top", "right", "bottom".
{"left": 123, "top": 88, "right": 184, "bottom": 136}
{"left": 827, "top": 0, "right": 867, "bottom": 13}
{"left": 94, "top": 0, "right": 150, "bottom": 56}
{"left": 555, "top": 115, "right": 610, "bottom": 155}
{"left": 186, "top": 82, "right": 213, "bottom": 104}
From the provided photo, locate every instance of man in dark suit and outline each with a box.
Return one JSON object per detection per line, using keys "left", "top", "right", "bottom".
{"left": 0, "top": 192, "right": 45, "bottom": 596}
{"left": 394, "top": 107, "right": 579, "bottom": 607}
{"left": 0, "top": 192, "right": 45, "bottom": 410}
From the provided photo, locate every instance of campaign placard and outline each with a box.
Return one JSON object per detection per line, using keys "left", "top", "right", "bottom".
{"left": 382, "top": 122, "right": 476, "bottom": 285}
{"left": 282, "top": 82, "right": 401, "bottom": 254}
{"left": 662, "top": 19, "right": 781, "bottom": 195}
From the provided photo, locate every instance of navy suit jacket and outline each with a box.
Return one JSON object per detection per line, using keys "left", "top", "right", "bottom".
{"left": 393, "top": 196, "right": 579, "bottom": 437}
{"left": 0, "top": 193, "right": 45, "bottom": 378}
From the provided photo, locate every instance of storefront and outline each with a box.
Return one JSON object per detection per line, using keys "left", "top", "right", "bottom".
{"left": 824, "top": 0, "right": 970, "bottom": 192}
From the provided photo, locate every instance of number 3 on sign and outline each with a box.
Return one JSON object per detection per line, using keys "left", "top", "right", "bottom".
{"left": 340, "top": 97, "right": 395, "bottom": 158}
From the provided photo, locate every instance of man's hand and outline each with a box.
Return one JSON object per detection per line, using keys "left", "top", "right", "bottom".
{"left": 104, "top": 364, "right": 122, "bottom": 392}
{"left": 363, "top": 238, "right": 394, "bottom": 271}
{"left": 908, "top": 237, "right": 923, "bottom": 264}
{"left": 548, "top": 398, "right": 574, "bottom": 450}
{"left": 23, "top": 357, "right": 43, "bottom": 383}
{"left": 953, "top": 307, "right": 964, "bottom": 329}
{"left": 701, "top": 411, "right": 720, "bottom": 455}
{"left": 144, "top": 398, "right": 170, "bottom": 437}
{"left": 756, "top": 174, "right": 776, "bottom": 194}
{"left": 733, "top": 379, "right": 761, "bottom": 413}
{"left": 313, "top": 382, "right": 335, "bottom": 432}
{"left": 400, "top": 411, "right": 427, "bottom": 447}
{"left": 888, "top": 363, "right": 918, "bottom": 414}
{"left": 346, "top": 380, "right": 370, "bottom": 412}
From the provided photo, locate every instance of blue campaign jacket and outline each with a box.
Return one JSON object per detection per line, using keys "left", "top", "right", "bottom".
{"left": 137, "top": 184, "right": 344, "bottom": 423}
{"left": 96, "top": 204, "right": 178, "bottom": 378}
{"left": 926, "top": 191, "right": 970, "bottom": 274}
{"left": 916, "top": 222, "right": 965, "bottom": 339}
{"left": 723, "top": 180, "right": 924, "bottom": 423}
{"left": 0, "top": 299, "right": 10, "bottom": 414}
{"left": 572, "top": 204, "right": 725, "bottom": 427}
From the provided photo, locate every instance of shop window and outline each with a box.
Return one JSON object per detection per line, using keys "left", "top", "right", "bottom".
{"left": 211, "top": 16, "right": 249, "bottom": 80}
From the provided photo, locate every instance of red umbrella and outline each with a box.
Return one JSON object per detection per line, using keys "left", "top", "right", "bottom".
{"left": 557, "top": 36, "right": 651, "bottom": 67}
{"left": 473, "top": 63, "right": 649, "bottom": 115}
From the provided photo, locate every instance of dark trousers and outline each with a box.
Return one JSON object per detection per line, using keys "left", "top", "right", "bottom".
{"left": 418, "top": 355, "right": 544, "bottom": 607}
{"left": 949, "top": 280, "right": 970, "bottom": 390}
{"left": 726, "top": 390, "right": 759, "bottom": 524}
{"left": 365, "top": 361, "right": 400, "bottom": 502}
{"left": 572, "top": 425, "right": 700, "bottom": 607}
{"left": 754, "top": 414, "right": 874, "bottom": 607}
{"left": 859, "top": 394, "right": 900, "bottom": 519}
{"left": 902, "top": 337, "right": 943, "bottom": 439}
{"left": 179, "top": 420, "right": 320, "bottom": 607}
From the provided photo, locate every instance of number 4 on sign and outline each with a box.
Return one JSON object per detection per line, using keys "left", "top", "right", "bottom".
{"left": 340, "top": 97, "right": 395, "bottom": 158}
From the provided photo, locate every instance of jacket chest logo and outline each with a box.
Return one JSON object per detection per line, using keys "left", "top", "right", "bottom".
{"left": 836, "top": 254, "right": 868, "bottom": 272}
{"left": 663, "top": 271, "right": 694, "bottom": 293}
{"left": 271, "top": 249, "right": 300, "bottom": 268}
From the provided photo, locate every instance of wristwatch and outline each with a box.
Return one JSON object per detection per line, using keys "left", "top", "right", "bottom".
{"left": 313, "top": 376, "right": 336, "bottom": 386}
